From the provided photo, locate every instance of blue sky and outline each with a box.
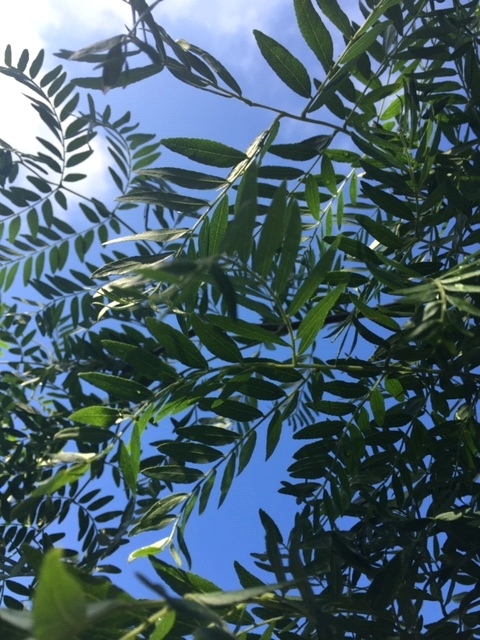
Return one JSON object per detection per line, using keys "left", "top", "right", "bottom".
{"left": 1, "top": 0, "right": 362, "bottom": 595}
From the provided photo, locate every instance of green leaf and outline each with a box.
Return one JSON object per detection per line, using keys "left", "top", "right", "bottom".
{"left": 270, "top": 134, "right": 332, "bottom": 161}
{"left": 64, "top": 35, "right": 123, "bottom": 60}
{"left": 139, "top": 167, "right": 226, "bottom": 189}
{"left": 146, "top": 318, "right": 208, "bottom": 369}
{"left": 29, "top": 49, "right": 45, "bottom": 79}
{"left": 260, "top": 509, "right": 286, "bottom": 582}
{"left": 205, "top": 399, "right": 263, "bottom": 422}
{"left": 66, "top": 149, "right": 93, "bottom": 167}
{"left": 104, "top": 229, "right": 189, "bottom": 245}
{"left": 116, "top": 190, "right": 208, "bottom": 213}
{"left": 273, "top": 198, "right": 302, "bottom": 295}
{"left": 221, "top": 163, "right": 258, "bottom": 262}
{"left": 176, "top": 425, "right": 240, "bottom": 446}
{"left": 131, "top": 494, "right": 188, "bottom": 535}
{"left": 192, "top": 582, "right": 289, "bottom": 607}
{"left": 288, "top": 239, "right": 339, "bottom": 316}
{"left": 142, "top": 465, "right": 204, "bottom": 484}
{"left": 209, "top": 264, "right": 237, "bottom": 320}
{"left": 17, "top": 49, "right": 29, "bottom": 72}
{"left": 350, "top": 296, "right": 399, "bottom": 330}
{"left": 324, "top": 380, "right": 369, "bottom": 398}
{"left": 150, "top": 557, "right": 221, "bottom": 598}
{"left": 238, "top": 378, "right": 286, "bottom": 401}
{"left": 254, "top": 182, "right": 288, "bottom": 277}
{"left": 162, "top": 138, "right": 247, "bottom": 167}
{"left": 78, "top": 373, "right": 154, "bottom": 402}
{"left": 208, "top": 196, "right": 229, "bottom": 255}
{"left": 40, "top": 64, "right": 63, "bottom": 87}
{"left": 119, "top": 441, "right": 138, "bottom": 494}
{"left": 252, "top": 363, "right": 303, "bottom": 383}
{"left": 150, "top": 610, "right": 176, "bottom": 640}
{"left": 54, "top": 427, "right": 115, "bottom": 445}
{"left": 234, "top": 561, "right": 266, "bottom": 588}
{"left": 102, "top": 42, "right": 125, "bottom": 91}
{"left": 92, "top": 255, "right": 174, "bottom": 279}
{"left": 305, "top": 174, "right": 320, "bottom": 220}
{"left": 321, "top": 154, "right": 337, "bottom": 194}
{"left": 297, "top": 283, "right": 346, "bottom": 353}
{"left": 206, "top": 315, "right": 288, "bottom": 347}
{"left": 338, "top": 21, "right": 388, "bottom": 67}
{"left": 73, "top": 63, "right": 161, "bottom": 90}
{"left": 294, "top": 420, "right": 345, "bottom": 439}
{"left": 4, "top": 44, "right": 11, "bottom": 66}
{"left": 102, "top": 340, "right": 178, "bottom": 382}
{"left": 190, "top": 316, "right": 243, "bottom": 363}
{"left": 69, "top": 406, "right": 121, "bottom": 428}
{"left": 8, "top": 215, "right": 21, "bottom": 244}
{"left": 370, "top": 388, "right": 385, "bottom": 426}
{"left": 385, "top": 377, "right": 404, "bottom": 400}
{"left": 238, "top": 430, "right": 257, "bottom": 474}
{"left": 33, "top": 549, "right": 86, "bottom": 640}
{"left": 253, "top": 30, "right": 311, "bottom": 98}
{"left": 294, "top": 0, "right": 334, "bottom": 72}
{"left": 199, "top": 470, "right": 216, "bottom": 514}
{"left": 156, "top": 442, "right": 223, "bottom": 464}
{"left": 316, "top": 0, "right": 352, "bottom": 37}
{"left": 327, "top": 234, "right": 380, "bottom": 264}
{"left": 266, "top": 411, "right": 283, "bottom": 460}
{"left": 361, "top": 182, "right": 414, "bottom": 221}
{"left": 259, "top": 165, "right": 304, "bottom": 180}
{"left": 218, "top": 455, "right": 236, "bottom": 507}
{"left": 367, "top": 551, "right": 405, "bottom": 610}
{"left": 31, "top": 464, "right": 92, "bottom": 499}
{"left": 184, "top": 42, "right": 242, "bottom": 95}
{"left": 355, "top": 215, "right": 403, "bottom": 250}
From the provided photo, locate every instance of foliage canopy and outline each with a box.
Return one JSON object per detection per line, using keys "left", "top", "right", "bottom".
{"left": 1, "top": 0, "right": 480, "bottom": 638}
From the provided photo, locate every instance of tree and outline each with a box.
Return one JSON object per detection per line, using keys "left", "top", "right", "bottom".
{"left": 1, "top": 0, "right": 480, "bottom": 637}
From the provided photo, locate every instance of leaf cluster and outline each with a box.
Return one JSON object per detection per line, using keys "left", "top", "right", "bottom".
{"left": 2, "top": 1, "right": 480, "bottom": 639}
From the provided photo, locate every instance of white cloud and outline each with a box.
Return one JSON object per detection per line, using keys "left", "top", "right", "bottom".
{"left": 0, "top": 0, "right": 131, "bottom": 201}
{"left": 0, "top": 0, "right": 290, "bottom": 198}
{"left": 0, "top": 0, "right": 364, "bottom": 206}
{"left": 160, "top": 0, "right": 289, "bottom": 34}
{"left": 158, "top": 0, "right": 291, "bottom": 72}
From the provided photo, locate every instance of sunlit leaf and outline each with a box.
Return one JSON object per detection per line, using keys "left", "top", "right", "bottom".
{"left": 33, "top": 550, "right": 86, "bottom": 640}
{"left": 298, "top": 283, "right": 346, "bottom": 353}
{"left": 69, "top": 406, "right": 121, "bottom": 428}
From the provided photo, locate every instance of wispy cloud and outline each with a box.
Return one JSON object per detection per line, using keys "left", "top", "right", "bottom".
{"left": 0, "top": 0, "right": 290, "bottom": 149}
{"left": 158, "top": 0, "right": 291, "bottom": 71}
{"left": 160, "top": 0, "right": 289, "bottom": 35}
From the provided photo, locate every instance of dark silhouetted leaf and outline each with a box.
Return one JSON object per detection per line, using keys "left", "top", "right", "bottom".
{"left": 294, "top": 0, "right": 333, "bottom": 72}
{"left": 253, "top": 30, "right": 311, "bottom": 98}
{"left": 162, "top": 138, "right": 247, "bottom": 167}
